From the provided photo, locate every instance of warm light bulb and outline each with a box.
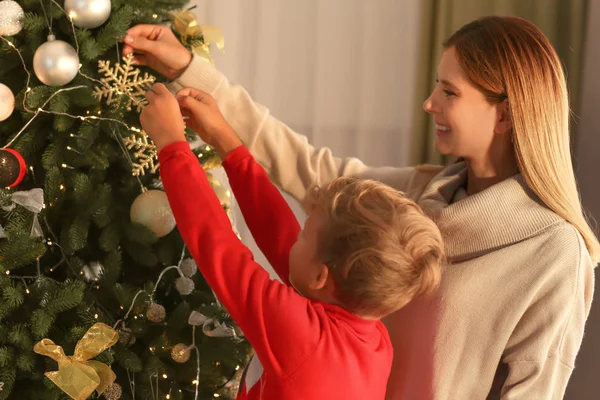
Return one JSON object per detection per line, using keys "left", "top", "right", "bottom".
{"left": 162, "top": 373, "right": 168, "bottom": 379}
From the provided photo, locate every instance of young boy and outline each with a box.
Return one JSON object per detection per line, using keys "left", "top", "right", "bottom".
{"left": 140, "top": 83, "right": 445, "bottom": 399}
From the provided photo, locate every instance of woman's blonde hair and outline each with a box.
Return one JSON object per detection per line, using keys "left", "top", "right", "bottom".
{"left": 444, "top": 16, "right": 600, "bottom": 264}
{"left": 305, "top": 177, "right": 445, "bottom": 318}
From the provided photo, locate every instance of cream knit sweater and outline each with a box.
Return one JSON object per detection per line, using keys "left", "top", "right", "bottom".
{"left": 171, "top": 55, "right": 595, "bottom": 400}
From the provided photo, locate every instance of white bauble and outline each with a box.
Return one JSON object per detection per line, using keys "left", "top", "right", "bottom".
{"left": 33, "top": 36, "right": 79, "bottom": 86}
{"left": 0, "top": 83, "right": 15, "bottom": 121}
{"left": 0, "top": 1, "right": 25, "bottom": 36}
{"left": 64, "top": 0, "right": 111, "bottom": 29}
{"left": 130, "top": 190, "right": 176, "bottom": 238}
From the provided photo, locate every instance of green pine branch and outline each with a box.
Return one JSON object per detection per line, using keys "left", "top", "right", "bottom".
{"left": 40, "top": 279, "right": 85, "bottom": 315}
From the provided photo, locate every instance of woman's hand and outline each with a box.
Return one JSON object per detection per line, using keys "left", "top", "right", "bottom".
{"left": 123, "top": 25, "right": 192, "bottom": 80}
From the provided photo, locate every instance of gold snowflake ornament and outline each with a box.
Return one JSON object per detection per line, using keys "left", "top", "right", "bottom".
{"left": 93, "top": 54, "right": 156, "bottom": 112}
{"left": 122, "top": 133, "right": 159, "bottom": 176}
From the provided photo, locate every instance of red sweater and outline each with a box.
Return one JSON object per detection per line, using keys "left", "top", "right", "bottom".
{"left": 159, "top": 142, "right": 393, "bottom": 400}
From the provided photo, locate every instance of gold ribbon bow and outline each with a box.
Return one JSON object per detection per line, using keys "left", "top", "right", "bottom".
{"left": 33, "top": 323, "right": 119, "bottom": 400}
{"left": 169, "top": 9, "right": 225, "bottom": 64}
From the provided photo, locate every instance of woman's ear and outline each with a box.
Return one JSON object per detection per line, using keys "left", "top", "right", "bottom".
{"left": 494, "top": 100, "right": 512, "bottom": 135}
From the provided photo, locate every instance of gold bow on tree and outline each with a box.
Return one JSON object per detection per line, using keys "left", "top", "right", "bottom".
{"left": 33, "top": 323, "right": 119, "bottom": 400}
{"left": 169, "top": 9, "right": 225, "bottom": 64}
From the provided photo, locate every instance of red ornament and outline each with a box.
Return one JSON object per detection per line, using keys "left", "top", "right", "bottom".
{"left": 0, "top": 148, "right": 26, "bottom": 188}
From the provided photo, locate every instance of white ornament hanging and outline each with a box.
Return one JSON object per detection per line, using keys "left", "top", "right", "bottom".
{"left": 130, "top": 189, "right": 176, "bottom": 238}
{"left": 65, "top": 0, "right": 111, "bottom": 29}
{"left": 146, "top": 303, "right": 166, "bottom": 323}
{"left": 0, "top": 0, "right": 24, "bottom": 36}
{"left": 179, "top": 258, "right": 197, "bottom": 277}
{"left": 0, "top": 82, "right": 15, "bottom": 121}
{"left": 33, "top": 35, "right": 79, "bottom": 86}
{"left": 175, "top": 276, "right": 195, "bottom": 296}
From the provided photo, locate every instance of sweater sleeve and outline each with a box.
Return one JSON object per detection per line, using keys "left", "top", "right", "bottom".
{"left": 168, "top": 54, "right": 416, "bottom": 203}
{"left": 500, "top": 229, "right": 595, "bottom": 400}
{"left": 159, "top": 141, "right": 320, "bottom": 375}
{"left": 222, "top": 146, "right": 300, "bottom": 285}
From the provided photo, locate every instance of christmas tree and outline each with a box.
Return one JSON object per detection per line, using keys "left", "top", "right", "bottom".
{"left": 0, "top": 0, "right": 251, "bottom": 399}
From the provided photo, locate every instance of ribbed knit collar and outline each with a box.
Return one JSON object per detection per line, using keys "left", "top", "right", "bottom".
{"left": 418, "top": 161, "right": 564, "bottom": 262}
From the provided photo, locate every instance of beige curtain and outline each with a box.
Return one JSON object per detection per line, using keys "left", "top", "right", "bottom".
{"left": 411, "top": 0, "right": 589, "bottom": 165}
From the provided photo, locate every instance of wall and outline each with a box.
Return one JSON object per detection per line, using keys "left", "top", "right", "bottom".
{"left": 567, "top": 0, "right": 600, "bottom": 397}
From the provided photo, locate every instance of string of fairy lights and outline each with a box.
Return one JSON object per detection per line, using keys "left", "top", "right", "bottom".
{"left": 0, "top": 2, "right": 243, "bottom": 399}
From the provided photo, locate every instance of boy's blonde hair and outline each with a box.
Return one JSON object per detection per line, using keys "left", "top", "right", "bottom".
{"left": 304, "top": 177, "right": 444, "bottom": 318}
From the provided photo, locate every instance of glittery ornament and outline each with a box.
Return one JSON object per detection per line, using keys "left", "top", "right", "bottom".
{"left": 81, "top": 261, "right": 104, "bottom": 282}
{"left": 175, "top": 276, "right": 195, "bottom": 296}
{"left": 0, "top": 148, "right": 26, "bottom": 188}
{"left": 64, "top": 0, "right": 111, "bottom": 29}
{"left": 122, "top": 133, "right": 158, "bottom": 176}
{"left": 93, "top": 55, "right": 156, "bottom": 112}
{"left": 146, "top": 303, "right": 166, "bottom": 323}
{"left": 130, "top": 190, "right": 176, "bottom": 238}
{"left": 33, "top": 35, "right": 79, "bottom": 86}
{"left": 0, "top": 1, "right": 24, "bottom": 36}
{"left": 180, "top": 258, "right": 197, "bottom": 277}
{"left": 102, "top": 382, "right": 122, "bottom": 400}
{"left": 171, "top": 343, "right": 191, "bottom": 363}
{"left": 0, "top": 82, "right": 15, "bottom": 121}
{"left": 117, "top": 326, "right": 136, "bottom": 346}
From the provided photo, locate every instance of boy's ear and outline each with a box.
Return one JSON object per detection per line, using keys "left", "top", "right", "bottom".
{"left": 308, "top": 264, "right": 330, "bottom": 290}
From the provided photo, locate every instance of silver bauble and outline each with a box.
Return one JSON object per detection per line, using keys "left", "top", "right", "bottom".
{"left": 65, "top": 0, "right": 111, "bottom": 29}
{"left": 179, "top": 258, "right": 197, "bottom": 277}
{"left": 171, "top": 343, "right": 191, "bottom": 363}
{"left": 175, "top": 276, "right": 195, "bottom": 296}
{"left": 81, "top": 261, "right": 104, "bottom": 282}
{"left": 146, "top": 303, "right": 166, "bottom": 323}
{"left": 102, "top": 382, "right": 122, "bottom": 400}
{"left": 130, "top": 190, "right": 176, "bottom": 238}
{"left": 0, "top": 1, "right": 25, "bottom": 36}
{"left": 33, "top": 36, "right": 79, "bottom": 86}
{"left": 0, "top": 83, "right": 15, "bottom": 122}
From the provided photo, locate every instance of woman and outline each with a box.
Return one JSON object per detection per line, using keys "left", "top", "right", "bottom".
{"left": 124, "top": 16, "right": 599, "bottom": 399}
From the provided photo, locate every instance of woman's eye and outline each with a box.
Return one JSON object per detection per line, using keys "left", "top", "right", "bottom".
{"left": 443, "top": 90, "right": 456, "bottom": 97}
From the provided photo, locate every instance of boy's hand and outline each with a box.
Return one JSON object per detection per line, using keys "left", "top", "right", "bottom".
{"left": 140, "top": 83, "right": 186, "bottom": 152}
{"left": 123, "top": 25, "right": 192, "bottom": 80}
{"left": 176, "top": 88, "right": 242, "bottom": 159}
